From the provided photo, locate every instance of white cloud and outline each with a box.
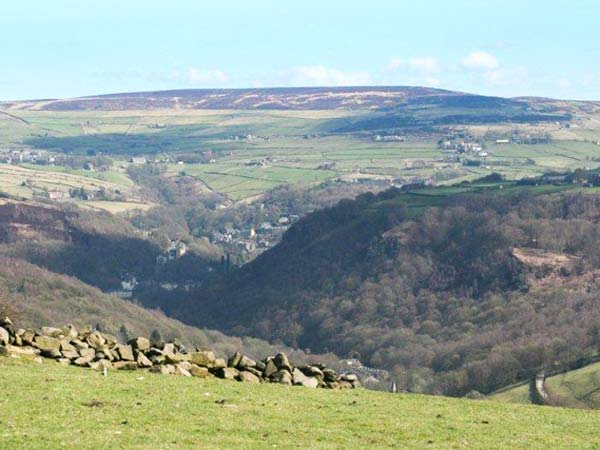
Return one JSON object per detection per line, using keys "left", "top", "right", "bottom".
{"left": 462, "top": 51, "right": 500, "bottom": 70}
{"left": 169, "top": 68, "right": 229, "bottom": 86}
{"left": 286, "top": 65, "right": 371, "bottom": 86}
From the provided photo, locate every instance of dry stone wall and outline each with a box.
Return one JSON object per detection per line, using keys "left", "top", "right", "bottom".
{"left": 0, "top": 317, "right": 359, "bottom": 389}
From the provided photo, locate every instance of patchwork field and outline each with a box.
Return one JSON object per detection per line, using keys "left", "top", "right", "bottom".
{"left": 1, "top": 107, "right": 600, "bottom": 201}
{"left": 2, "top": 358, "right": 600, "bottom": 449}
{"left": 0, "top": 164, "right": 153, "bottom": 212}
{"left": 0, "top": 164, "right": 129, "bottom": 197}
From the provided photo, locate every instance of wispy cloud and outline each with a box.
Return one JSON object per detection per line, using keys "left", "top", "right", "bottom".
{"left": 461, "top": 51, "right": 500, "bottom": 70}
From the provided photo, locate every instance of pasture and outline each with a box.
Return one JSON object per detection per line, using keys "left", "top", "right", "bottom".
{"left": 1, "top": 109, "right": 600, "bottom": 201}
{"left": 0, "top": 164, "right": 151, "bottom": 212}
{"left": 492, "top": 360, "right": 600, "bottom": 409}
{"left": 2, "top": 357, "right": 600, "bottom": 449}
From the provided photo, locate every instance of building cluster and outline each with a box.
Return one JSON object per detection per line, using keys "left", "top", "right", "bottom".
{"left": 156, "top": 240, "right": 188, "bottom": 265}
{"left": 340, "top": 358, "right": 389, "bottom": 388}
{"left": 244, "top": 156, "right": 275, "bottom": 167}
{"left": 439, "top": 139, "right": 488, "bottom": 157}
{"left": 0, "top": 149, "right": 55, "bottom": 164}
{"left": 210, "top": 216, "right": 297, "bottom": 256}
{"left": 228, "top": 134, "right": 272, "bottom": 142}
{"left": 372, "top": 135, "right": 407, "bottom": 142}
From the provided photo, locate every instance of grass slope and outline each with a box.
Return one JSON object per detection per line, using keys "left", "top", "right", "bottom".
{"left": 1, "top": 358, "right": 599, "bottom": 449}
{"left": 493, "top": 361, "right": 600, "bottom": 409}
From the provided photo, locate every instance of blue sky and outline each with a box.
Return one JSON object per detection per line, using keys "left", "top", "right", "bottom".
{"left": 1, "top": 0, "right": 599, "bottom": 100}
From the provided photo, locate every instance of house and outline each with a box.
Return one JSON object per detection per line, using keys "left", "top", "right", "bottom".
{"left": 258, "top": 222, "right": 273, "bottom": 232}
{"left": 167, "top": 241, "right": 187, "bottom": 260}
{"left": 242, "top": 228, "right": 256, "bottom": 239}
{"left": 109, "top": 290, "right": 133, "bottom": 299}
{"left": 496, "top": 139, "right": 510, "bottom": 144}
{"left": 440, "top": 140, "right": 454, "bottom": 150}
{"left": 244, "top": 160, "right": 265, "bottom": 167}
{"left": 215, "top": 199, "right": 233, "bottom": 210}
{"left": 47, "top": 190, "right": 70, "bottom": 201}
{"left": 317, "top": 161, "right": 336, "bottom": 170}
{"left": 129, "top": 156, "right": 147, "bottom": 164}
{"left": 176, "top": 241, "right": 187, "bottom": 258}
{"left": 377, "top": 135, "right": 407, "bottom": 142}
{"left": 237, "top": 240, "right": 256, "bottom": 253}
{"left": 120, "top": 275, "right": 138, "bottom": 292}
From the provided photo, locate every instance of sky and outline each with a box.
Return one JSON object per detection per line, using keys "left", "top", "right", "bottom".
{"left": 1, "top": 0, "right": 599, "bottom": 101}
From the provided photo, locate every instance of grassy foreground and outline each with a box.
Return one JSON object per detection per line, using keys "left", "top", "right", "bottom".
{"left": 1, "top": 359, "right": 600, "bottom": 449}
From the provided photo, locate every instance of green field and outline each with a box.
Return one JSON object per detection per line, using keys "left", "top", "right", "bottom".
{"left": 19, "top": 163, "right": 134, "bottom": 188}
{"left": 0, "top": 164, "right": 132, "bottom": 197}
{"left": 2, "top": 109, "right": 600, "bottom": 201}
{"left": 492, "top": 361, "right": 600, "bottom": 409}
{"left": 0, "top": 163, "right": 153, "bottom": 212}
{"left": 2, "top": 358, "right": 600, "bottom": 449}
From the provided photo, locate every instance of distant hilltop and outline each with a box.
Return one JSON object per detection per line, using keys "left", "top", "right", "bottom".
{"left": 1, "top": 86, "right": 521, "bottom": 111}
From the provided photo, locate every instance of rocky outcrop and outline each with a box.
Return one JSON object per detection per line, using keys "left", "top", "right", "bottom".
{"left": 0, "top": 317, "right": 359, "bottom": 390}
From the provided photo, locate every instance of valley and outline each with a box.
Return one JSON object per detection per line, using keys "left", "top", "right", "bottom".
{"left": 5, "top": 3, "right": 600, "bottom": 448}
{"left": 2, "top": 87, "right": 600, "bottom": 408}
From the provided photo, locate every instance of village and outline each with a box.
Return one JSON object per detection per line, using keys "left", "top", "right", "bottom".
{"left": 209, "top": 214, "right": 297, "bottom": 257}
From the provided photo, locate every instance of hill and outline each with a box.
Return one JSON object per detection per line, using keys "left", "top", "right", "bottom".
{"left": 0, "top": 199, "right": 343, "bottom": 366}
{"left": 1, "top": 87, "right": 575, "bottom": 131}
{"left": 156, "top": 173, "right": 600, "bottom": 396}
{"left": 492, "top": 360, "right": 600, "bottom": 409}
{"left": 1, "top": 87, "right": 599, "bottom": 205}
{"left": 0, "top": 198, "right": 222, "bottom": 291}
{"left": 1, "top": 357, "right": 599, "bottom": 449}
{"left": 1, "top": 86, "right": 497, "bottom": 111}
{"left": 0, "top": 256, "right": 336, "bottom": 363}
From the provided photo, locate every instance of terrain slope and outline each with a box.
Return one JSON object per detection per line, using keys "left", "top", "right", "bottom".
{"left": 1, "top": 358, "right": 599, "bottom": 449}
